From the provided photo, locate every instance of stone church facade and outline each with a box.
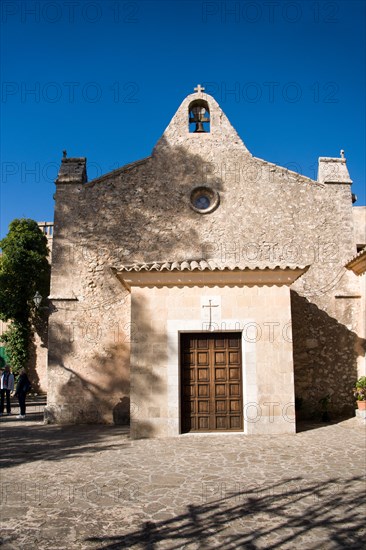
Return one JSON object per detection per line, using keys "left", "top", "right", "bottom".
{"left": 46, "top": 87, "right": 366, "bottom": 437}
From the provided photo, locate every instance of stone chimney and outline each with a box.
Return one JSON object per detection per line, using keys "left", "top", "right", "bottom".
{"left": 317, "top": 150, "right": 352, "bottom": 185}
{"left": 55, "top": 156, "right": 87, "bottom": 184}
{"left": 51, "top": 154, "right": 87, "bottom": 298}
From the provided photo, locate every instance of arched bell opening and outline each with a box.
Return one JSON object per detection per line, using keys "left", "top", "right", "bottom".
{"left": 188, "top": 100, "right": 210, "bottom": 133}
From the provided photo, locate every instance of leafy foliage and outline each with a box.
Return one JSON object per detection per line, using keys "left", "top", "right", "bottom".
{"left": 353, "top": 376, "right": 366, "bottom": 401}
{"left": 0, "top": 219, "right": 50, "bottom": 374}
{"left": 0, "top": 322, "right": 30, "bottom": 373}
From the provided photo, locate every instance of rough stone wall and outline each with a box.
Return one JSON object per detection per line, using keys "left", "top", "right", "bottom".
{"left": 47, "top": 91, "right": 364, "bottom": 423}
{"left": 28, "top": 316, "right": 48, "bottom": 393}
{"left": 48, "top": 180, "right": 131, "bottom": 422}
{"left": 353, "top": 206, "right": 366, "bottom": 248}
{"left": 291, "top": 291, "right": 361, "bottom": 419}
{"left": 357, "top": 271, "right": 366, "bottom": 378}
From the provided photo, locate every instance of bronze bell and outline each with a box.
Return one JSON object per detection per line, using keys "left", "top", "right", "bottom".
{"left": 189, "top": 106, "right": 209, "bottom": 133}
{"left": 194, "top": 121, "right": 205, "bottom": 133}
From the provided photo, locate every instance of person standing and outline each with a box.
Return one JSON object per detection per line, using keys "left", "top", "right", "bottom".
{"left": 0, "top": 364, "right": 15, "bottom": 416}
{"left": 15, "top": 368, "right": 31, "bottom": 420}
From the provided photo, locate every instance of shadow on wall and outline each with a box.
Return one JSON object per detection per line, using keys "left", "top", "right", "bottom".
{"left": 47, "top": 141, "right": 227, "bottom": 431}
{"left": 291, "top": 291, "right": 366, "bottom": 419}
{"left": 128, "top": 292, "right": 176, "bottom": 439}
{"left": 27, "top": 313, "right": 49, "bottom": 392}
{"left": 46, "top": 316, "right": 131, "bottom": 426}
{"left": 86, "top": 475, "right": 365, "bottom": 548}
{"left": 80, "top": 137, "right": 225, "bottom": 264}
{"left": 46, "top": 293, "right": 168, "bottom": 436}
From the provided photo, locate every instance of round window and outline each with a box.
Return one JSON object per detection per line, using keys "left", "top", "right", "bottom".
{"left": 189, "top": 186, "right": 220, "bottom": 214}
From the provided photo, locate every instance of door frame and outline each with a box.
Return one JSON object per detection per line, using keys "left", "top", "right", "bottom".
{"left": 179, "top": 331, "right": 244, "bottom": 433}
{"left": 177, "top": 328, "right": 245, "bottom": 435}
{"left": 167, "top": 319, "right": 257, "bottom": 436}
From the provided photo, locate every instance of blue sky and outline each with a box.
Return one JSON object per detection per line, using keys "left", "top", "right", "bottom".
{"left": 1, "top": 0, "right": 365, "bottom": 238}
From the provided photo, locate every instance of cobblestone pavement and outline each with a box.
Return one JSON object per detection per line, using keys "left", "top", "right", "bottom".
{"left": 0, "top": 415, "right": 365, "bottom": 550}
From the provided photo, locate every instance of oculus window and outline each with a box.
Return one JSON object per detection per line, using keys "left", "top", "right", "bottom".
{"left": 190, "top": 186, "right": 220, "bottom": 214}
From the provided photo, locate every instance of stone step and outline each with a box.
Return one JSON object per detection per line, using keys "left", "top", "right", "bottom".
{"left": 355, "top": 409, "right": 366, "bottom": 424}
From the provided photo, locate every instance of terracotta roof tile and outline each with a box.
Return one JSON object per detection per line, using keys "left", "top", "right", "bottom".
{"left": 116, "top": 260, "right": 308, "bottom": 272}
{"left": 345, "top": 247, "right": 366, "bottom": 275}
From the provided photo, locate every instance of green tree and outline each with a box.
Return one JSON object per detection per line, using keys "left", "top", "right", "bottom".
{"left": 0, "top": 219, "right": 50, "bottom": 374}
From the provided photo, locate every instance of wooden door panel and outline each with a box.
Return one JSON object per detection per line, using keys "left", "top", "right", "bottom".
{"left": 228, "top": 338, "right": 240, "bottom": 348}
{"left": 215, "top": 384, "right": 226, "bottom": 397}
{"left": 198, "top": 400, "right": 209, "bottom": 413}
{"left": 197, "top": 338, "right": 209, "bottom": 349}
{"left": 214, "top": 338, "right": 225, "bottom": 348}
{"left": 216, "top": 417, "right": 227, "bottom": 429}
{"left": 198, "top": 417, "right": 209, "bottom": 430}
{"left": 214, "top": 368, "right": 227, "bottom": 381}
{"left": 198, "top": 386, "right": 210, "bottom": 398}
{"left": 230, "top": 416, "right": 241, "bottom": 429}
{"left": 230, "top": 399, "right": 241, "bottom": 412}
{"left": 229, "top": 384, "right": 240, "bottom": 396}
{"left": 198, "top": 368, "right": 209, "bottom": 381}
{"left": 181, "top": 332, "right": 243, "bottom": 432}
{"left": 197, "top": 352, "right": 209, "bottom": 365}
{"left": 229, "top": 351, "right": 240, "bottom": 363}
{"left": 215, "top": 400, "right": 227, "bottom": 412}
{"left": 214, "top": 351, "right": 226, "bottom": 364}
{"left": 229, "top": 367, "right": 240, "bottom": 379}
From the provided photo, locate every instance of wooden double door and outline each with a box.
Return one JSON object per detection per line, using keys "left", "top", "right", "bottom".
{"left": 180, "top": 332, "right": 243, "bottom": 433}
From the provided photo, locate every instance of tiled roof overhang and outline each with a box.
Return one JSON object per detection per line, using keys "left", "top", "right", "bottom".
{"left": 111, "top": 260, "right": 309, "bottom": 290}
{"left": 345, "top": 247, "right": 366, "bottom": 275}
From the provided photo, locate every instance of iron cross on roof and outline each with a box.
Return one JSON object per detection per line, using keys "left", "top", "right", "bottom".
{"left": 194, "top": 84, "right": 205, "bottom": 93}
{"left": 202, "top": 299, "right": 218, "bottom": 331}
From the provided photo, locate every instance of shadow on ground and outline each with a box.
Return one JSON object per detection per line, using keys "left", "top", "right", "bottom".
{"left": 86, "top": 475, "right": 365, "bottom": 549}
{"left": 0, "top": 423, "right": 130, "bottom": 468}
{"left": 296, "top": 418, "right": 356, "bottom": 433}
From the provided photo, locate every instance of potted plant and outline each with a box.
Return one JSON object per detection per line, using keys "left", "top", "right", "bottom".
{"left": 353, "top": 376, "right": 366, "bottom": 410}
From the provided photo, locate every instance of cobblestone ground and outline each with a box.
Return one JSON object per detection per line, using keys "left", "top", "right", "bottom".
{"left": 0, "top": 408, "right": 365, "bottom": 549}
